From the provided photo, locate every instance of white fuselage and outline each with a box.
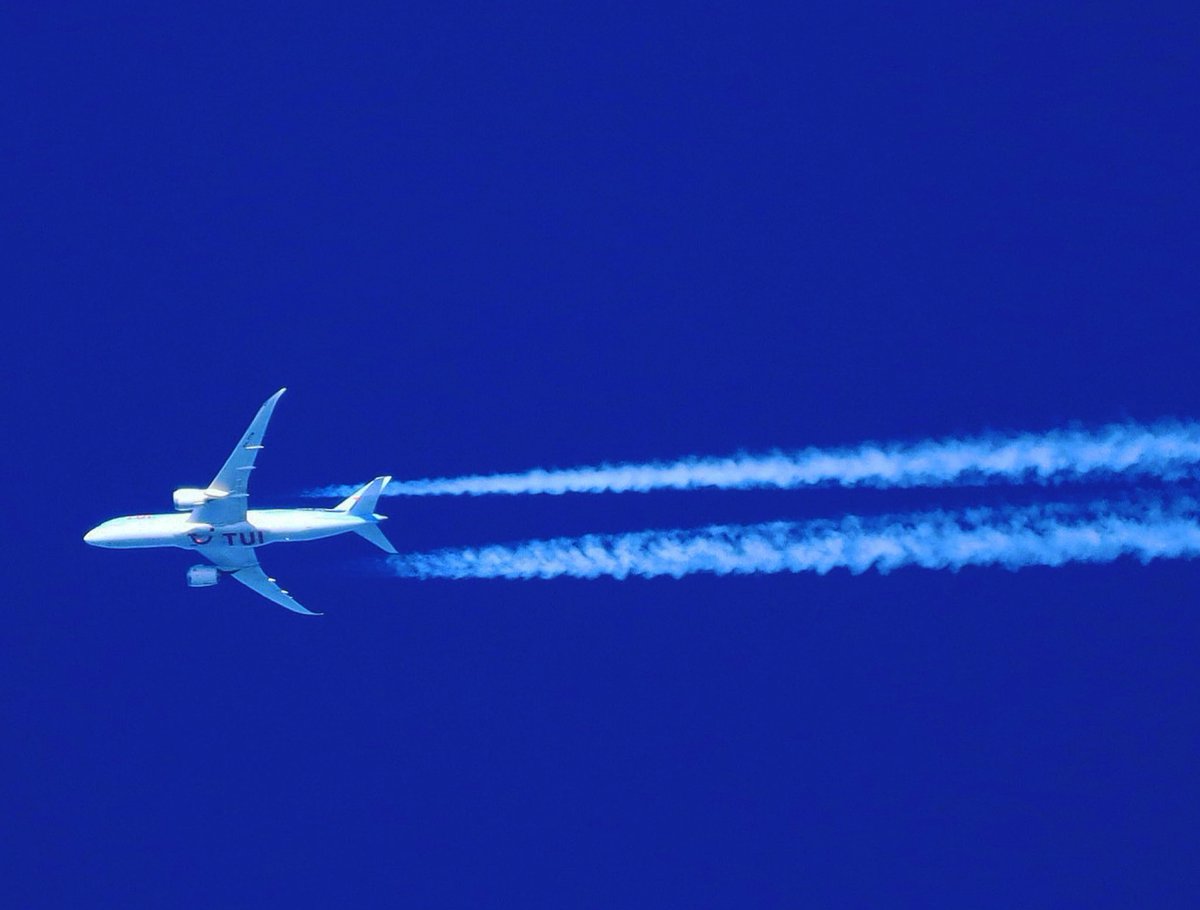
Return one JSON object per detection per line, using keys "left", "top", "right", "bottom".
{"left": 83, "top": 509, "right": 371, "bottom": 552}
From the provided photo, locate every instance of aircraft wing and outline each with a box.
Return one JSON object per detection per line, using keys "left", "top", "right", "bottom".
{"left": 190, "top": 388, "right": 286, "bottom": 526}
{"left": 201, "top": 544, "right": 320, "bottom": 616}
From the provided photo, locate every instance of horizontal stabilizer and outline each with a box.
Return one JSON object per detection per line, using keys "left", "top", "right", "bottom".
{"left": 354, "top": 521, "right": 397, "bottom": 554}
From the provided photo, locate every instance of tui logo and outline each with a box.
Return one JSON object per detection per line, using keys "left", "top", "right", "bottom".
{"left": 188, "top": 530, "right": 264, "bottom": 546}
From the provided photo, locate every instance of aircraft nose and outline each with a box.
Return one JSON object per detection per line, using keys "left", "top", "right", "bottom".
{"left": 84, "top": 527, "right": 103, "bottom": 545}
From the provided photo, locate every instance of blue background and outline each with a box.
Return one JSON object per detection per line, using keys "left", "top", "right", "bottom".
{"left": 5, "top": 4, "right": 1199, "bottom": 906}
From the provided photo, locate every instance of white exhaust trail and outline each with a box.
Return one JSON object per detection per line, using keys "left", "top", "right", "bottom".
{"left": 310, "top": 422, "right": 1200, "bottom": 498}
{"left": 382, "top": 498, "right": 1200, "bottom": 580}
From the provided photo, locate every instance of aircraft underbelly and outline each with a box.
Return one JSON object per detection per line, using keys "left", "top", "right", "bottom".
{"left": 227, "top": 512, "right": 355, "bottom": 546}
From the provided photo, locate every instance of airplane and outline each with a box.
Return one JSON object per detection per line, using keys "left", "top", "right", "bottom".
{"left": 83, "top": 388, "right": 394, "bottom": 615}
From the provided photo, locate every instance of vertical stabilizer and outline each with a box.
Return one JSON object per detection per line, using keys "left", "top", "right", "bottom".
{"left": 335, "top": 476, "right": 397, "bottom": 553}
{"left": 333, "top": 476, "right": 391, "bottom": 517}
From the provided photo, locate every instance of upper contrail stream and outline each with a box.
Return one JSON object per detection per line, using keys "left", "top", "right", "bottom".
{"left": 310, "top": 422, "right": 1200, "bottom": 498}
{"left": 382, "top": 498, "right": 1200, "bottom": 581}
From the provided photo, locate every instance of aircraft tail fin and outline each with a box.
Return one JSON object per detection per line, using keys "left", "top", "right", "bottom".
{"left": 334, "top": 477, "right": 398, "bottom": 553}
{"left": 332, "top": 476, "right": 391, "bottom": 517}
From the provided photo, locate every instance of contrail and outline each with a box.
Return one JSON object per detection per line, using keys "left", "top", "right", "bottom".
{"left": 381, "top": 498, "right": 1200, "bottom": 580}
{"left": 309, "top": 422, "right": 1200, "bottom": 498}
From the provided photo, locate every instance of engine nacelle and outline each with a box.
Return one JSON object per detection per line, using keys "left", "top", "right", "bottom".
{"left": 187, "top": 565, "right": 219, "bottom": 587}
{"left": 173, "top": 487, "right": 208, "bottom": 511}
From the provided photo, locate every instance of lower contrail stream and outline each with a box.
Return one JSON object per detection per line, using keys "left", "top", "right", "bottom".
{"left": 310, "top": 421, "right": 1200, "bottom": 498}
{"left": 381, "top": 499, "right": 1200, "bottom": 580}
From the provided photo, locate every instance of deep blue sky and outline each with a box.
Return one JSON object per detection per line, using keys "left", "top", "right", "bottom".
{"left": 5, "top": 4, "right": 1200, "bottom": 907}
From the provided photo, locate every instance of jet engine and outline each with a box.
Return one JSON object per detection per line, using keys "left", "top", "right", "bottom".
{"left": 173, "top": 487, "right": 208, "bottom": 511}
{"left": 186, "top": 565, "right": 219, "bottom": 587}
